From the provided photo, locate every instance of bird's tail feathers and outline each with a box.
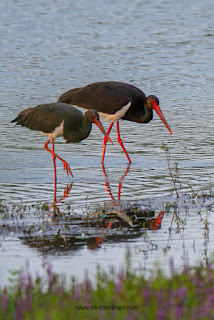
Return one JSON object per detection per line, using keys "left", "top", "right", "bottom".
{"left": 11, "top": 108, "right": 32, "bottom": 124}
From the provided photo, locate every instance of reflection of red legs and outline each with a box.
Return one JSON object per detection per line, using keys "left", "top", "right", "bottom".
{"left": 44, "top": 139, "right": 73, "bottom": 177}
{"left": 102, "top": 164, "right": 116, "bottom": 205}
{"left": 53, "top": 172, "right": 57, "bottom": 204}
{"left": 53, "top": 182, "right": 73, "bottom": 206}
{"left": 118, "top": 164, "right": 130, "bottom": 203}
{"left": 153, "top": 211, "right": 165, "bottom": 230}
{"left": 98, "top": 165, "right": 131, "bottom": 246}
{"left": 101, "top": 122, "right": 114, "bottom": 164}
{"left": 117, "top": 122, "right": 132, "bottom": 163}
{"left": 102, "top": 164, "right": 130, "bottom": 204}
{"left": 96, "top": 222, "right": 113, "bottom": 246}
{"left": 63, "top": 183, "right": 73, "bottom": 198}
{"left": 50, "top": 182, "right": 73, "bottom": 217}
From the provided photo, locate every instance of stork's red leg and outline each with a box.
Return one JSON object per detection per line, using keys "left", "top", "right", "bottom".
{"left": 44, "top": 139, "right": 73, "bottom": 177}
{"left": 51, "top": 139, "right": 57, "bottom": 187}
{"left": 101, "top": 122, "right": 114, "bottom": 164}
{"left": 116, "top": 122, "right": 132, "bottom": 163}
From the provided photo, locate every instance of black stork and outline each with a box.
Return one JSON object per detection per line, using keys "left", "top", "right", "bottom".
{"left": 11, "top": 102, "right": 112, "bottom": 184}
{"left": 58, "top": 81, "right": 172, "bottom": 163}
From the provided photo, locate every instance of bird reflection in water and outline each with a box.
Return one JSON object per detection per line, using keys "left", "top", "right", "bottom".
{"left": 96, "top": 164, "right": 131, "bottom": 246}
{"left": 102, "top": 164, "right": 130, "bottom": 206}
{"left": 152, "top": 211, "right": 165, "bottom": 230}
{"left": 48, "top": 182, "right": 73, "bottom": 217}
{"left": 45, "top": 165, "right": 166, "bottom": 249}
{"left": 96, "top": 165, "right": 166, "bottom": 246}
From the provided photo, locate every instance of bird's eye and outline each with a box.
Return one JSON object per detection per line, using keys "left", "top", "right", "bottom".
{"left": 151, "top": 99, "right": 156, "bottom": 106}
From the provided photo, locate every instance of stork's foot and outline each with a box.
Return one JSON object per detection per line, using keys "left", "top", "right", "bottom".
{"left": 62, "top": 160, "right": 73, "bottom": 177}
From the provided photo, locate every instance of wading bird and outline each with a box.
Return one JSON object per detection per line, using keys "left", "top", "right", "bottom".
{"left": 11, "top": 102, "right": 112, "bottom": 183}
{"left": 58, "top": 81, "right": 172, "bottom": 163}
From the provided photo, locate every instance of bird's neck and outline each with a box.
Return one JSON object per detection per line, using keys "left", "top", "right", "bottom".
{"left": 64, "top": 116, "right": 92, "bottom": 143}
{"left": 141, "top": 105, "right": 153, "bottom": 123}
{"left": 80, "top": 116, "right": 92, "bottom": 140}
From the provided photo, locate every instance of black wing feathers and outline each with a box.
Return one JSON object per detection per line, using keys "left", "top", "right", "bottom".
{"left": 58, "top": 81, "right": 146, "bottom": 116}
{"left": 11, "top": 103, "right": 83, "bottom": 135}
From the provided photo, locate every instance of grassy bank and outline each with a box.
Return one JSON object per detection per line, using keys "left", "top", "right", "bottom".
{"left": 1, "top": 253, "right": 214, "bottom": 320}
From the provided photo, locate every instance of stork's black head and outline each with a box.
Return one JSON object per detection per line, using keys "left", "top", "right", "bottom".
{"left": 145, "top": 95, "right": 172, "bottom": 134}
{"left": 85, "top": 109, "right": 100, "bottom": 123}
{"left": 85, "top": 109, "right": 113, "bottom": 144}
{"left": 145, "top": 95, "right": 160, "bottom": 109}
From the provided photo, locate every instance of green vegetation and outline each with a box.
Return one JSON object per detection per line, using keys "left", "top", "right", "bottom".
{"left": 1, "top": 254, "right": 214, "bottom": 320}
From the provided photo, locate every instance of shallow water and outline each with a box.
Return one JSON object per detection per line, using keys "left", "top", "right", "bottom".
{"left": 0, "top": 0, "right": 214, "bottom": 287}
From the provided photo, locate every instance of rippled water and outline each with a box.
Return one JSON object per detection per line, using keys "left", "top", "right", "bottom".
{"left": 0, "top": 0, "right": 214, "bottom": 287}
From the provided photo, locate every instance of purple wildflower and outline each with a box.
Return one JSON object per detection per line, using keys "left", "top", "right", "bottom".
{"left": 193, "top": 277, "right": 204, "bottom": 288}
{"left": 183, "top": 264, "right": 189, "bottom": 275}
{"left": 169, "top": 257, "right": 174, "bottom": 276}
{"left": 191, "top": 306, "right": 199, "bottom": 320}
{"left": 99, "top": 310, "right": 105, "bottom": 320}
{"left": 85, "top": 292, "right": 92, "bottom": 306}
{"left": 144, "top": 287, "right": 151, "bottom": 303}
{"left": 156, "top": 288, "right": 164, "bottom": 304}
{"left": 207, "top": 262, "right": 213, "bottom": 283}
{"left": 203, "top": 293, "right": 214, "bottom": 317}
{"left": 174, "top": 306, "right": 184, "bottom": 319}
{"left": 46, "top": 263, "right": 53, "bottom": 284}
{"left": 157, "top": 309, "right": 166, "bottom": 320}
{"left": 176, "top": 286, "right": 187, "bottom": 300}
{"left": 208, "top": 294, "right": 214, "bottom": 304}
{"left": 73, "top": 284, "right": 81, "bottom": 300}
{"left": 25, "top": 292, "right": 32, "bottom": 311}
{"left": 114, "top": 276, "right": 123, "bottom": 294}
{"left": 200, "top": 304, "right": 212, "bottom": 320}
{"left": 20, "top": 273, "right": 32, "bottom": 292}
{"left": 1, "top": 293, "right": 8, "bottom": 313}
{"left": 15, "top": 297, "right": 23, "bottom": 320}
{"left": 84, "top": 278, "right": 92, "bottom": 292}
{"left": 126, "top": 311, "right": 138, "bottom": 320}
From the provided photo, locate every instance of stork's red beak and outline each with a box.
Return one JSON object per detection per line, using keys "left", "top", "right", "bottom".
{"left": 94, "top": 118, "right": 113, "bottom": 144}
{"left": 153, "top": 105, "right": 172, "bottom": 134}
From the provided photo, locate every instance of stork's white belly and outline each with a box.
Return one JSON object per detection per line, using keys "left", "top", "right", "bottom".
{"left": 98, "top": 102, "right": 131, "bottom": 122}
{"left": 40, "top": 120, "right": 64, "bottom": 139}
{"left": 73, "top": 101, "right": 132, "bottom": 122}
